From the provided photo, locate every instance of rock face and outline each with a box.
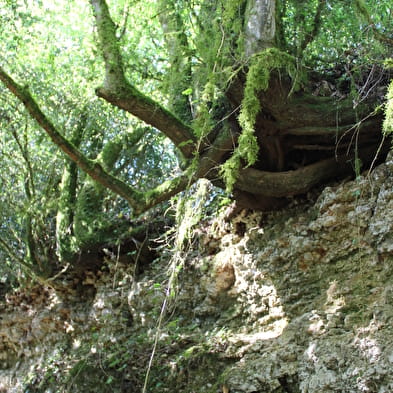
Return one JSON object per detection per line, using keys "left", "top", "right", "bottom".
{"left": 221, "top": 152, "right": 393, "bottom": 393}
{"left": 1, "top": 152, "right": 393, "bottom": 392}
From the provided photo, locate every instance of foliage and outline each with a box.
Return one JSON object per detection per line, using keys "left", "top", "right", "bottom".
{"left": 0, "top": 0, "right": 181, "bottom": 280}
{"left": 0, "top": 3, "right": 391, "bottom": 393}
{"left": 0, "top": 0, "right": 392, "bottom": 284}
{"left": 221, "top": 48, "right": 296, "bottom": 191}
{"left": 383, "top": 80, "right": 393, "bottom": 135}
{"left": 295, "top": 0, "right": 390, "bottom": 79}
{"left": 0, "top": 90, "right": 61, "bottom": 279}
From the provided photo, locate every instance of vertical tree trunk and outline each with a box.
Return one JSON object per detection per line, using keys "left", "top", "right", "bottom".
{"left": 74, "top": 134, "right": 124, "bottom": 249}
{"left": 244, "top": 0, "right": 276, "bottom": 57}
{"left": 56, "top": 116, "right": 85, "bottom": 262}
{"left": 158, "top": 0, "right": 193, "bottom": 123}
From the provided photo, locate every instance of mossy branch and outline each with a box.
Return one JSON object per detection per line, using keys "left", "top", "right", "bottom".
{"left": 299, "top": 0, "right": 325, "bottom": 55}
{"left": 158, "top": 0, "right": 193, "bottom": 123}
{"left": 221, "top": 48, "right": 296, "bottom": 191}
{"left": 90, "top": 0, "right": 197, "bottom": 159}
{"left": 0, "top": 67, "right": 145, "bottom": 211}
{"left": 0, "top": 67, "right": 238, "bottom": 216}
{"left": 236, "top": 145, "right": 382, "bottom": 197}
{"left": 144, "top": 124, "right": 237, "bottom": 211}
{"left": 354, "top": 0, "right": 393, "bottom": 46}
{"left": 275, "top": 0, "right": 287, "bottom": 50}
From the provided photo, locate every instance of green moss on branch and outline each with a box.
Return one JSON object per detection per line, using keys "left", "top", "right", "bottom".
{"left": 221, "top": 48, "right": 296, "bottom": 191}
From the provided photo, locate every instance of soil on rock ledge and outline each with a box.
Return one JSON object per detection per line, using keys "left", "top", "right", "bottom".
{"left": 1, "top": 153, "right": 393, "bottom": 392}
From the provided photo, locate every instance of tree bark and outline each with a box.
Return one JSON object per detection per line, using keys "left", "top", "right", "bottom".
{"left": 245, "top": 0, "right": 276, "bottom": 56}
{"left": 236, "top": 145, "right": 383, "bottom": 198}
{"left": 90, "top": 0, "right": 196, "bottom": 159}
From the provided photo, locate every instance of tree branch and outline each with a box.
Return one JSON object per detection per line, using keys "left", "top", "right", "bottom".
{"left": 90, "top": 0, "right": 197, "bottom": 158}
{"left": 299, "top": 0, "right": 325, "bottom": 55}
{"left": 141, "top": 124, "right": 237, "bottom": 213}
{"left": 354, "top": 0, "right": 393, "bottom": 46}
{"left": 283, "top": 118, "right": 380, "bottom": 136}
{"left": 0, "top": 67, "right": 145, "bottom": 210}
{"left": 235, "top": 145, "right": 382, "bottom": 197}
{"left": 0, "top": 67, "right": 240, "bottom": 216}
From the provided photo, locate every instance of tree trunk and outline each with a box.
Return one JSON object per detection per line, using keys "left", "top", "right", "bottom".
{"left": 158, "top": 0, "right": 193, "bottom": 123}
{"left": 245, "top": 0, "right": 276, "bottom": 56}
{"left": 56, "top": 116, "right": 86, "bottom": 262}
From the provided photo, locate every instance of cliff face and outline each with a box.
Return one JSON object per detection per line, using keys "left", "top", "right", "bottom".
{"left": 1, "top": 152, "right": 393, "bottom": 393}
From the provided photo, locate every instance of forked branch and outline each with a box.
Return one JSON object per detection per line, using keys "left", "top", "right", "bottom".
{"left": 90, "top": 0, "right": 197, "bottom": 159}
{"left": 0, "top": 67, "right": 227, "bottom": 216}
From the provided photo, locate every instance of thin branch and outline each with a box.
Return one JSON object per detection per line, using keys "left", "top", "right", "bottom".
{"left": 0, "top": 236, "right": 33, "bottom": 271}
{"left": 10, "top": 122, "right": 36, "bottom": 197}
{"left": 299, "top": 0, "right": 325, "bottom": 54}
{"left": 354, "top": 0, "right": 393, "bottom": 46}
{"left": 117, "top": 1, "right": 131, "bottom": 41}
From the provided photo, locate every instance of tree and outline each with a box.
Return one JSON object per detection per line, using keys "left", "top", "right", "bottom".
{"left": 0, "top": 0, "right": 391, "bottom": 277}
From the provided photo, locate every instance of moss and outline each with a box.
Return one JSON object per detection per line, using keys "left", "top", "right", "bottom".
{"left": 353, "top": 0, "right": 372, "bottom": 25}
{"left": 221, "top": 48, "right": 296, "bottom": 192}
{"left": 383, "top": 79, "right": 393, "bottom": 135}
{"left": 96, "top": 136, "right": 123, "bottom": 171}
{"left": 221, "top": 154, "right": 242, "bottom": 193}
{"left": 159, "top": 0, "right": 193, "bottom": 123}
{"left": 192, "top": 81, "right": 217, "bottom": 138}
